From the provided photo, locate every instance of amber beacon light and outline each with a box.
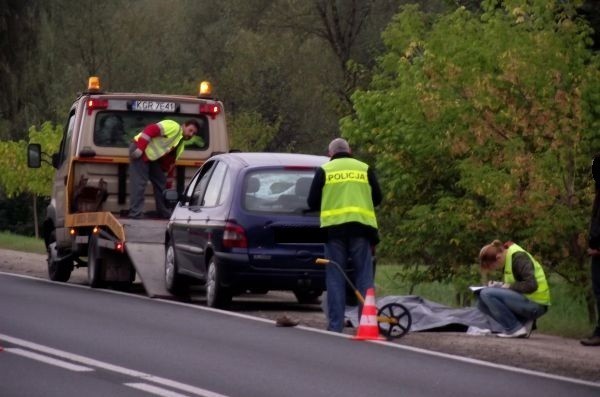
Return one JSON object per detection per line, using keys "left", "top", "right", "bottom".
{"left": 198, "top": 81, "right": 212, "bottom": 97}
{"left": 88, "top": 76, "right": 101, "bottom": 91}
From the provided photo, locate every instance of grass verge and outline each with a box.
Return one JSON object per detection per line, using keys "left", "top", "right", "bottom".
{"left": 0, "top": 231, "right": 46, "bottom": 255}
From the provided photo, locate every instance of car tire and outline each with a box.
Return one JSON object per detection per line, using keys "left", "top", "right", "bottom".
{"left": 206, "top": 257, "right": 231, "bottom": 308}
{"left": 87, "top": 234, "right": 104, "bottom": 288}
{"left": 293, "top": 289, "right": 323, "bottom": 304}
{"left": 164, "top": 241, "right": 189, "bottom": 298}
{"left": 46, "top": 230, "right": 73, "bottom": 282}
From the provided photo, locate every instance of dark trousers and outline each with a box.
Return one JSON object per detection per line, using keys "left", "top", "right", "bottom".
{"left": 592, "top": 255, "right": 600, "bottom": 336}
{"left": 325, "top": 236, "right": 374, "bottom": 332}
{"left": 129, "top": 156, "right": 169, "bottom": 219}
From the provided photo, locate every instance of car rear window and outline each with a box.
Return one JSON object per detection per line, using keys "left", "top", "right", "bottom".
{"left": 244, "top": 169, "right": 315, "bottom": 213}
{"left": 93, "top": 111, "right": 208, "bottom": 150}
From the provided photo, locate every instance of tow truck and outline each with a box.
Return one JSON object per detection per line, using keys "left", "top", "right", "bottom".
{"left": 27, "top": 77, "right": 229, "bottom": 297}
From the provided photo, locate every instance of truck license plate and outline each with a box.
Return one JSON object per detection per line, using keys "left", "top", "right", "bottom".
{"left": 131, "top": 101, "right": 176, "bottom": 112}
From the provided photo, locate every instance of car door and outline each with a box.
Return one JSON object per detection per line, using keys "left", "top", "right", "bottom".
{"left": 186, "top": 160, "right": 232, "bottom": 276}
{"left": 170, "top": 161, "right": 216, "bottom": 274}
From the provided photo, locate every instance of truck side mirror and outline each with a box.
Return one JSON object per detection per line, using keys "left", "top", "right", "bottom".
{"left": 27, "top": 144, "right": 42, "bottom": 168}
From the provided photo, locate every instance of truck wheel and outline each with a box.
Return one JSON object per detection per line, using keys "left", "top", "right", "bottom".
{"left": 47, "top": 231, "right": 73, "bottom": 282}
{"left": 87, "top": 234, "right": 104, "bottom": 288}
{"left": 164, "top": 241, "right": 189, "bottom": 298}
{"left": 206, "top": 257, "right": 231, "bottom": 308}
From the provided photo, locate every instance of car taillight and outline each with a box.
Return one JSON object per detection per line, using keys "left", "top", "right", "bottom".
{"left": 223, "top": 221, "right": 247, "bottom": 248}
{"left": 87, "top": 99, "right": 109, "bottom": 115}
{"left": 199, "top": 103, "right": 221, "bottom": 119}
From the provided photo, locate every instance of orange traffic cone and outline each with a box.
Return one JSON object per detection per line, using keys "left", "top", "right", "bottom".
{"left": 353, "top": 287, "right": 384, "bottom": 341}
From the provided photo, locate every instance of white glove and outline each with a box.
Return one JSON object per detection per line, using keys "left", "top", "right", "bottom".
{"left": 130, "top": 148, "right": 143, "bottom": 159}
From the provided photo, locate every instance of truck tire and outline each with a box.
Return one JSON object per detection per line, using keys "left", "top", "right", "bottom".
{"left": 87, "top": 234, "right": 104, "bottom": 288}
{"left": 164, "top": 241, "right": 189, "bottom": 298}
{"left": 47, "top": 231, "right": 73, "bottom": 282}
{"left": 206, "top": 257, "right": 231, "bottom": 308}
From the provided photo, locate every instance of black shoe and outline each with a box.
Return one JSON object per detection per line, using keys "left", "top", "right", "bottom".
{"left": 580, "top": 335, "right": 600, "bottom": 346}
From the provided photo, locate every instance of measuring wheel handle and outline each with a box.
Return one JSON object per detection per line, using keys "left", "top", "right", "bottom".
{"left": 377, "top": 302, "right": 412, "bottom": 339}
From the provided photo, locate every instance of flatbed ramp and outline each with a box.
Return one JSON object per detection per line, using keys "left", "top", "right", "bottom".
{"left": 122, "top": 219, "right": 174, "bottom": 299}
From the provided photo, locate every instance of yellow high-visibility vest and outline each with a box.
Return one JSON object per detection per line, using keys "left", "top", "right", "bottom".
{"left": 134, "top": 120, "right": 184, "bottom": 161}
{"left": 320, "top": 157, "right": 377, "bottom": 229}
{"left": 504, "top": 243, "right": 551, "bottom": 305}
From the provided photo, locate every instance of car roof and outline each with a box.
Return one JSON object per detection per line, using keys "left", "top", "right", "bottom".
{"left": 213, "top": 152, "right": 329, "bottom": 168}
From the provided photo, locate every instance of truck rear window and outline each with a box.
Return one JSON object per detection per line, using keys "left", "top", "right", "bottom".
{"left": 93, "top": 111, "right": 208, "bottom": 150}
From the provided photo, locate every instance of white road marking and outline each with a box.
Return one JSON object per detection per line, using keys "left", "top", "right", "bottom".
{"left": 125, "top": 382, "right": 192, "bottom": 397}
{"left": 0, "top": 333, "right": 229, "bottom": 397}
{"left": 5, "top": 347, "right": 93, "bottom": 372}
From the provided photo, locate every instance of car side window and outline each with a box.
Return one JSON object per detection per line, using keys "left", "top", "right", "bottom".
{"left": 188, "top": 161, "right": 216, "bottom": 206}
{"left": 181, "top": 171, "right": 202, "bottom": 205}
{"left": 202, "top": 161, "right": 228, "bottom": 207}
{"left": 218, "top": 169, "right": 232, "bottom": 205}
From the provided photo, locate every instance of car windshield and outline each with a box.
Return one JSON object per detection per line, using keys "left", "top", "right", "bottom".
{"left": 93, "top": 111, "right": 208, "bottom": 150}
{"left": 243, "top": 169, "right": 315, "bottom": 213}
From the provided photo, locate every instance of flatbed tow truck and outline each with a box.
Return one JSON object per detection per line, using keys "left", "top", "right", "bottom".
{"left": 28, "top": 77, "right": 229, "bottom": 297}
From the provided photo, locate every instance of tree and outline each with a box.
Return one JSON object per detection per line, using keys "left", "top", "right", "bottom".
{"left": 228, "top": 111, "right": 280, "bottom": 152}
{"left": 342, "top": 1, "right": 600, "bottom": 316}
{"left": 0, "top": 0, "right": 42, "bottom": 140}
{"left": 0, "top": 122, "right": 62, "bottom": 237}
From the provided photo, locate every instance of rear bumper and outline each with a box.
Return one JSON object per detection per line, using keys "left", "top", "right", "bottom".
{"left": 214, "top": 251, "right": 326, "bottom": 291}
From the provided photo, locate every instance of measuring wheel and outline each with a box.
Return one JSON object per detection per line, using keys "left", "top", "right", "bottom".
{"left": 377, "top": 302, "right": 412, "bottom": 339}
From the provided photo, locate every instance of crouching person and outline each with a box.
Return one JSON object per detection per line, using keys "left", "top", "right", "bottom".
{"left": 477, "top": 240, "right": 551, "bottom": 338}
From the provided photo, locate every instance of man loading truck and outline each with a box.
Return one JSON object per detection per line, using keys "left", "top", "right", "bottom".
{"left": 128, "top": 118, "right": 201, "bottom": 219}
{"left": 27, "top": 77, "right": 229, "bottom": 296}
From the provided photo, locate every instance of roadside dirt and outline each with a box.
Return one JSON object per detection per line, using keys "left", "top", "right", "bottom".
{"left": 1, "top": 248, "right": 599, "bottom": 383}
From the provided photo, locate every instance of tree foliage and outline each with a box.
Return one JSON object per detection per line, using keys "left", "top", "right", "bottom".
{"left": 228, "top": 111, "right": 280, "bottom": 152}
{"left": 342, "top": 0, "right": 600, "bottom": 295}
{"left": 0, "top": 122, "right": 61, "bottom": 198}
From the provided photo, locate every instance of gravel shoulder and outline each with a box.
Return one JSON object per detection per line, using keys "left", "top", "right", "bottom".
{"left": 1, "top": 248, "right": 599, "bottom": 384}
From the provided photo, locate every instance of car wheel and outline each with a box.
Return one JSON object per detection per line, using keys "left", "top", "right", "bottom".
{"left": 87, "top": 234, "right": 104, "bottom": 288}
{"left": 293, "top": 289, "right": 323, "bottom": 304}
{"left": 164, "top": 241, "right": 189, "bottom": 298}
{"left": 206, "top": 257, "right": 231, "bottom": 308}
{"left": 46, "top": 230, "right": 73, "bottom": 282}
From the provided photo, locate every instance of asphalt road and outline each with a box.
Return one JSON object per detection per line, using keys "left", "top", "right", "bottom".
{"left": 1, "top": 272, "right": 598, "bottom": 397}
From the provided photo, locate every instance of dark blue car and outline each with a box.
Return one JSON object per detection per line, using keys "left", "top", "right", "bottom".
{"left": 164, "top": 152, "right": 329, "bottom": 308}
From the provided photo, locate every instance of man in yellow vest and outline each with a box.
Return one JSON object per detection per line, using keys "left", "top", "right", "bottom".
{"left": 307, "top": 138, "right": 382, "bottom": 332}
{"left": 128, "top": 119, "right": 200, "bottom": 219}
{"left": 478, "top": 240, "right": 551, "bottom": 338}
